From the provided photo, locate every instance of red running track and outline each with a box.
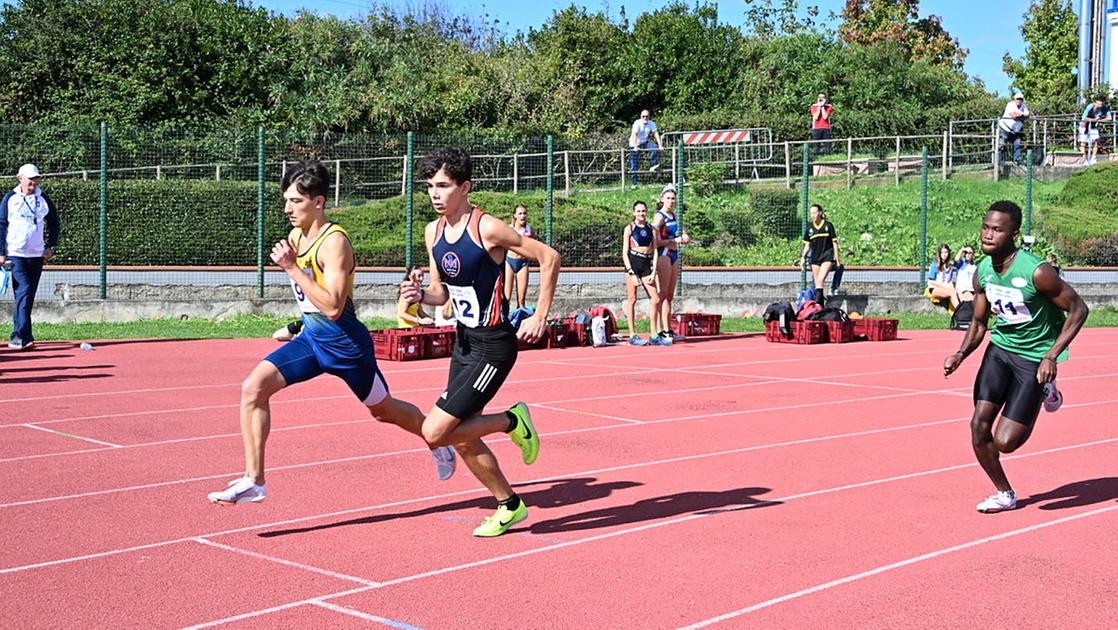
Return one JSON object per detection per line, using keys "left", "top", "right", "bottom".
{"left": 1, "top": 331, "right": 1116, "bottom": 629}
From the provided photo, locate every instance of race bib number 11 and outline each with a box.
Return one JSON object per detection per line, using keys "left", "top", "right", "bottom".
{"left": 986, "top": 284, "right": 1032, "bottom": 325}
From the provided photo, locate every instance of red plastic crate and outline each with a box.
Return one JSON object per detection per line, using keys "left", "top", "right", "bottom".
{"left": 562, "top": 318, "right": 590, "bottom": 346}
{"left": 669, "top": 313, "right": 722, "bottom": 337}
{"left": 822, "top": 320, "right": 855, "bottom": 343}
{"left": 546, "top": 321, "right": 576, "bottom": 348}
{"left": 419, "top": 326, "right": 457, "bottom": 358}
{"left": 765, "top": 320, "right": 826, "bottom": 344}
{"left": 371, "top": 329, "right": 427, "bottom": 361}
{"left": 852, "top": 317, "right": 899, "bottom": 341}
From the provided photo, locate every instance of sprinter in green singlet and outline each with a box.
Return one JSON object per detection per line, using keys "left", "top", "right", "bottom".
{"left": 943, "top": 201, "right": 1089, "bottom": 514}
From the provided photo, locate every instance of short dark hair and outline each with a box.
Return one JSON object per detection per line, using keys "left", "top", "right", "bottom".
{"left": 987, "top": 200, "right": 1022, "bottom": 232}
{"left": 419, "top": 146, "right": 472, "bottom": 184}
{"left": 281, "top": 160, "right": 329, "bottom": 200}
{"left": 632, "top": 200, "right": 647, "bottom": 211}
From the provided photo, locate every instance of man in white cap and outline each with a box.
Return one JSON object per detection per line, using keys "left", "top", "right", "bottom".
{"left": 998, "top": 92, "right": 1030, "bottom": 164}
{"left": 0, "top": 164, "right": 61, "bottom": 350}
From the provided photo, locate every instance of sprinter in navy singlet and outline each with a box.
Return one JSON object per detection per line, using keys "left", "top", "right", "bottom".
{"left": 401, "top": 147, "right": 562, "bottom": 537}
{"left": 651, "top": 184, "right": 692, "bottom": 341}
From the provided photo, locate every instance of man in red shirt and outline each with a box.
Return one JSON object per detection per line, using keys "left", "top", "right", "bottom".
{"left": 810, "top": 93, "right": 833, "bottom": 156}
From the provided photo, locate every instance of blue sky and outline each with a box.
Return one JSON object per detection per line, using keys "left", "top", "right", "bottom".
{"left": 253, "top": 0, "right": 1037, "bottom": 95}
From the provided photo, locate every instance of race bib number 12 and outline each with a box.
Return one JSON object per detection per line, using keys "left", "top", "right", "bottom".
{"left": 446, "top": 285, "right": 481, "bottom": 328}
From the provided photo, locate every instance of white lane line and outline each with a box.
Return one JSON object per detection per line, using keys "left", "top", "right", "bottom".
{"left": 191, "top": 538, "right": 380, "bottom": 587}
{"left": 675, "top": 503, "right": 1118, "bottom": 629}
{"left": 20, "top": 424, "right": 121, "bottom": 448}
{"left": 535, "top": 404, "right": 643, "bottom": 424}
{"left": 0, "top": 362, "right": 967, "bottom": 464}
{"left": 0, "top": 417, "right": 377, "bottom": 465}
{"left": 309, "top": 601, "right": 424, "bottom": 629}
{"left": 4, "top": 407, "right": 1116, "bottom": 576}
{"left": 179, "top": 585, "right": 377, "bottom": 630}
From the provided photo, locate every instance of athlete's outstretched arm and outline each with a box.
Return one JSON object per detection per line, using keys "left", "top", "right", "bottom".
{"left": 1032, "top": 263, "right": 1089, "bottom": 383}
{"left": 273, "top": 232, "right": 353, "bottom": 320}
{"left": 482, "top": 215, "right": 560, "bottom": 341}
{"left": 944, "top": 272, "right": 990, "bottom": 377}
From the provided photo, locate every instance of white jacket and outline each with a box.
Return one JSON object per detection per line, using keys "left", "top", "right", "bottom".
{"left": 2, "top": 187, "right": 59, "bottom": 258}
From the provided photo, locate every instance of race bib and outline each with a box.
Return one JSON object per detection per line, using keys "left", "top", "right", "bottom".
{"left": 986, "top": 284, "right": 1032, "bottom": 325}
{"left": 290, "top": 268, "right": 320, "bottom": 314}
{"left": 447, "top": 284, "right": 481, "bottom": 328}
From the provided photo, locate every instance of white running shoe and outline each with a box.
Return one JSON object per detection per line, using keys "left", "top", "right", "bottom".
{"left": 976, "top": 490, "right": 1017, "bottom": 513}
{"left": 432, "top": 446, "right": 456, "bottom": 481}
{"left": 1042, "top": 382, "right": 1063, "bottom": 413}
{"left": 208, "top": 477, "right": 267, "bottom": 504}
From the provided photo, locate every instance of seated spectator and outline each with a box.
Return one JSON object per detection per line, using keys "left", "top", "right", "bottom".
{"left": 954, "top": 246, "right": 977, "bottom": 302}
{"left": 397, "top": 266, "right": 433, "bottom": 327}
{"left": 1046, "top": 252, "right": 1062, "bottom": 277}
{"left": 627, "top": 109, "right": 662, "bottom": 186}
{"left": 925, "top": 243, "right": 959, "bottom": 309}
{"left": 998, "top": 92, "right": 1030, "bottom": 164}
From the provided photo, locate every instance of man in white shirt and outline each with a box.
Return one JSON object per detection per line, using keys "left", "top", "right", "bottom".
{"left": 628, "top": 110, "right": 662, "bottom": 185}
{"left": 998, "top": 92, "right": 1030, "bottom": 164}
{"left": 954, "top": 246, "right": 977, "bottom": 302}
{"left": 0, "top": 164, "right": 61, "bottom": 350}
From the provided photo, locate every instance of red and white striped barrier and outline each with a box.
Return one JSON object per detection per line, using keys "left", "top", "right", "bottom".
{"left": 681, "top": 129, "right": 753, "bottom": 145}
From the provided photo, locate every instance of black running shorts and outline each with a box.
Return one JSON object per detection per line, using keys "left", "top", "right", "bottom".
{"left": 437, "top": 323, "right": 519, "bottom": 419}
{"left": 973, "top": 343, "right": 1045, "bottom": 427}
{"left": 628, "top": 251, "right": 654, "bottom": 279}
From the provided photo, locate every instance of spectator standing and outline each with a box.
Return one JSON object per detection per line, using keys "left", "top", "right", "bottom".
{"left": 809, "top": 93, "right": 834, "bottom": 156}
{"left": 628, "top": 110, "right": 662, "bottom": 186}
{"left": 0, "top": 164, "right": 60, "bottom": 350}
{"left": 998, "top": 92, "right": 1030, "bottom": 164}
{"left": 1078, "top": 97, "right": 1111, "bottom": 165}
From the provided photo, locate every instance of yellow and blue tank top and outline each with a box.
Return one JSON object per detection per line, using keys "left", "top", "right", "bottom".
{"left": 289, "top": 223, "right": 364, "bottom": 345}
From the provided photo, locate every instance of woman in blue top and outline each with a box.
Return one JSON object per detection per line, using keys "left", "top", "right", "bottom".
{"left": 503, "top": 204, "right": 534, "bottom": 309}
{"left": 926, "top": 243, "right": 960, "bottom": 309}
{"left": 651, "top": 184, "right": 691, "bottom": 341}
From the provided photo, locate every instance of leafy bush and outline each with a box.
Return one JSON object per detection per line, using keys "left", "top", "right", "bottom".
{"left": 748, "top": 187, "right": 800, "bottom": 239}
{"left": 686, "top": 162, "right": 730, "bottom": 197}
{"left": 43, "top": 179, "right": 285, "bottom": 265}
{"left": 1077, "top": 233, "right": 1118, "bottom": 266}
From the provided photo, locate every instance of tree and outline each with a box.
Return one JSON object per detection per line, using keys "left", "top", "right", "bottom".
{"left": 838, "top": 0, "right": 966, "bottom": 70}
{"left": 1002, "top": 0, "right": 1078, "bottom": 112}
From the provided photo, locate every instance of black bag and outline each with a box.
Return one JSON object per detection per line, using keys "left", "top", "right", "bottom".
{"left": 952, "top": 301, "right": 974, "bottom": 330}
{"left": 806, "top": 307, "right": 849, "bottom": 323}
{"left": 762, "top": 301, "right": 796, "bottom": 336}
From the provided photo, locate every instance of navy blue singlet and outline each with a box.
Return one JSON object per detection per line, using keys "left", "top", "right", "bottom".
{"left": 432, "top": 208, "right": 508, "bottom": 329}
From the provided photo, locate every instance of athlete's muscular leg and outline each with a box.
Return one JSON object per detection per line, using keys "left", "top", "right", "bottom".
{"left": 643, "top": 277, "right": 661, "bottom": 336}
{"left": 814, "top": 261, "right": 833, "bottom": 297}
{"left": 453, "top": 438, "right": 514, "bottom": 501}
{"left": 516, "top": 266, "right": 530, "bottom": 308}
{"left": 422, "top": 407, "right": 509, "bottom": 447}
{"left": 240, "top": 362, "right": 288, "bottom": 485}
{"left": 624, "top": 274, "right": 639, "bottom": 337}
{"left": 971, "top": 401, "right": 1014, "bottom": 492}
{"left": 654, "top": 256, "right": 672, "bottom": 332}
{"left": 659, "top": 260, "right": 679, "bottom": 332}
{"left": 367, "top": 396, "right": 425, "bottom": 438}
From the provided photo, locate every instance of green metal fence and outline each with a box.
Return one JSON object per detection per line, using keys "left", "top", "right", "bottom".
{"left": 1, "top": 123, "right": 1109, "bottom": 303}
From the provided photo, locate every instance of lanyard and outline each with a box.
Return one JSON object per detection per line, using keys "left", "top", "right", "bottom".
{"left": 18, "top": 194, "right": 40, "bottom": 225}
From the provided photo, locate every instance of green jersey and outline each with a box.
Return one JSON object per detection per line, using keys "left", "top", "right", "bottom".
{"left": 977, "top": 249, "right": 1067, "bottom": 363}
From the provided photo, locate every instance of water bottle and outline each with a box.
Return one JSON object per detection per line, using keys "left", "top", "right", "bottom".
{"left": 79, "top": 343, "right": 93, "bottom": 351}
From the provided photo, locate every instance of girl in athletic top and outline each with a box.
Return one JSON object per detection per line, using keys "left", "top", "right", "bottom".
{"left": 621, "top": 200, "right": 665, "bottom": 345}
{"left": 651, "top": 184, "right": 690, "bottom": 341}
{"left": 397, "top": 266, "right": 434, "bottom": 327}
{"left": 504, "top": 204, "right": 534, "bottom": 309}
{"left": 799, "top": 204, "right": 841, "bottom": 304}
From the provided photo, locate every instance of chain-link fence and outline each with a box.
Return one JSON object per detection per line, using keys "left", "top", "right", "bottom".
{"left": 2, "top": 121, "right": 1114, "bottom": 303}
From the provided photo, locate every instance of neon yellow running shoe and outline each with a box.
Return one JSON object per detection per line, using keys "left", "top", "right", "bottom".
{"left": 472, "top": 501, "right": 529, "bottom": 537}
{"left": 506, "top": 402, "right": 539, "bottom": 465}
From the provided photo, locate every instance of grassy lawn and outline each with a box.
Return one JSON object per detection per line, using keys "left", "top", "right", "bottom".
{"left": 6, "top": 308, "right": 1115, "bottom": 341}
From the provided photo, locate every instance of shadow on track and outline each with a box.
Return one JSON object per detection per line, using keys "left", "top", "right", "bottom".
{"left": 1018, "top": 477, "right": 1118, "bottom": 511}
{"left": 527, "top": 485, "right": 779, "bottom": 534}
{"left": 257, "top": 476, "right": 641, "bottom": 538}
